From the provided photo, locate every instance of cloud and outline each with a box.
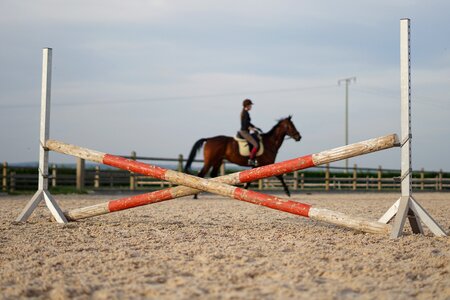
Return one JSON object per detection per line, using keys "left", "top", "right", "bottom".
{"left": 0, "top": 0, "right": 172, "bottom": 24}
{"left": 2, "top": 0, "right": 444, "bottom": 27}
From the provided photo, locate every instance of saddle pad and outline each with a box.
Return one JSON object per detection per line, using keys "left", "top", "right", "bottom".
{"left": 233, "top": 136, "right": 264, "bottom": 157}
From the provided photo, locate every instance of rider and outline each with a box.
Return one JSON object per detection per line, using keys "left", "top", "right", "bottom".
{"left": 239, "top": 99, "right": 262, "bottom": 166}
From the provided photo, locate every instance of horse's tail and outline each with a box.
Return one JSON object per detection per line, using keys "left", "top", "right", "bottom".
{"left": 184, "top": 138, "right": 207, "bottom": 174}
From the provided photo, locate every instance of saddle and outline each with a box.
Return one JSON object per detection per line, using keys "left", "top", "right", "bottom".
{"left": 234, "top": 132, "right": 264, "bottom": 157}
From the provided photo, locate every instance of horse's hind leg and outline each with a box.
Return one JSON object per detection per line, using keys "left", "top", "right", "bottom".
{"left": 210, "top": 160, "right": 224, "bottom": 178}
{"left": 192, "top": 165, "right": 210, "bottom": 199}
{"left": 276, "top": 175, "right": 291, "bottom": 197}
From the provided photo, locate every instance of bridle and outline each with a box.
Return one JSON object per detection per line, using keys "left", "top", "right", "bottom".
{"left": 283, "top": 121, "right": 300, "bottom": 141}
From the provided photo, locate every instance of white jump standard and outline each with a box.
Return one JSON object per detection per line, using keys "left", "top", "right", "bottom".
{"left": 378, "top": 19, "right": 446, "bottom": 238}
{"left": 15, "top": 48, "right": 68, "bottom": 224}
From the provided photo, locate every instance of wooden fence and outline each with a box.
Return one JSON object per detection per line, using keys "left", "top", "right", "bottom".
{"left": 2, "top": 157, "right": 449, "bottom": 193}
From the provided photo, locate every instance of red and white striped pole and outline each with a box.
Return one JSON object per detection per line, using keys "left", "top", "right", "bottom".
{"left": 46, "top": 136, "right": 397, "bottom": 234}
{"left": 62, "top": 134, "right": 397, "bottom": 222}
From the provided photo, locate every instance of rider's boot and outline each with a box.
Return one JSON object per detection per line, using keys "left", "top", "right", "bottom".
{"left": 248, "top": 148, "right": 258, "bottom": 167}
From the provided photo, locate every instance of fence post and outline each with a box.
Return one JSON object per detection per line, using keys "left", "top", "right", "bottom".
{"left": 353, "top": 164, "right": 358, "bottom": 191}
{"left": 293, "top": 171, "right": 298, "bottom": 190}
{"left": 51, "top": 164, "right": 57, "bottom": 188}
{"left": 420, "top": 168, "right": 425, "bottom": 190}
{"left": 377, "top": 165, "right": 382, "bottom": 191}
{"left": 325, "top": 163, "right": 330, "bottom": 191}
{"left": 258, "top": 170, "right": 263, "bottom": 190}
{"left": 366, "top": 175, "right": 370, "bottom": 190}
{"left": 352, "top": 164, "right": 357, "bottom": 190}
{"left": 76, "top": 157, "right": 85, "bottom": 191}
{"left": 2, "top": 161, "right": 7, "bottom": 192}
{"left": 178, "top": 154, "right": 184, "bottom": 173}
{"left": 300, "top": 173, "right": 304, "bottom": 190}
{"left": 439, "top": 169, "right": 443, "bottom": 191}
{"left": 94, "top": 166, "right": 100, "bottom": 188}
{"left": 220, "top": 160, "right": 225, "bottom": 176}
{"left": 10, "top": 171, "right": 16, "bottom": 193}
{"left": 435, "top": 175, "right": 439, "bottom": 191}
{"left": 130, "top": 151, "right": 136, "bottom": 191}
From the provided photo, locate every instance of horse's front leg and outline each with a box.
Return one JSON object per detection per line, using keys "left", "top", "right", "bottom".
{"left": 243, "top": 164, "right": 257, "bottom": 190}
{"left": 244, "top": 182, "right": 252, "bottom": 190}
{"left": 193, "top": 166, "right": 209, "bottom": 199}
{"left": 276, "top": 175, "right": 291, "bottom": 197}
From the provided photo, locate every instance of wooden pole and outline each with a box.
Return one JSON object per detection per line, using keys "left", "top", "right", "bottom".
{"left": 420, "top": 168, "right": 424, "bottom": 190}
{"left": 48, "top": 136, "right": 397, "bottom": 234}
{"left": 293, "top": 171, "right": 298, "bottom": 190}
{"left": 94, "top": 166, "right": 100, "bottom": 188}
{"left": 220, "top": 161, "right": 225, "bottom": 176}
{"left": 51, "top": 164, "right": 57, "bottom": 188}
{"left": 177, "top": 154, "right": 183, "bottom": 173}
{"left": 76, "top": 157, "right": 85, "bottom": 191}
{"left": 10, "top": 172, "right": 16, "bottom": 193}
{"left": 63, "top": 134, "right": 397, "bottom": 222}
{"left": 2, "top": 161, "right": 7, "bottom": 192}
{"left": 130, "top": 151, "right": 136, "bottom": 191}
{"left": 300, "top": 173, "right": 304, "bottom": 190}
{"left": 377, "top": 166, "right": 382, "bottom": 191}
{"left": 352, "top": 164, "right": 357, "bottom": 190}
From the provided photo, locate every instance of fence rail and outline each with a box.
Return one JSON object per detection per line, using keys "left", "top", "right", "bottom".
{"left": 2, "top": 156, "right": 449, "bottom": 193}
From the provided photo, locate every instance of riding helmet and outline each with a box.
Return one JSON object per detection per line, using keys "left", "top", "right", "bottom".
{"left": 243, "top": 99, "right": 253, "bottom": 107}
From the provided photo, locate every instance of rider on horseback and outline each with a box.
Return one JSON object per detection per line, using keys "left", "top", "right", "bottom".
{"left": 239, "top": 99, "right": 262, "bottom": 167}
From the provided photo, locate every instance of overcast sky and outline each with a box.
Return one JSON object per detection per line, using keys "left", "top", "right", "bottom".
{"left": 1, "top": 1, "right": 449, "bottom": 171}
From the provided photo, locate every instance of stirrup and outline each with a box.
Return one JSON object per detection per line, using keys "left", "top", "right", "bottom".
{"left": 248, "top": 159, "right": 258, "bottom": 167}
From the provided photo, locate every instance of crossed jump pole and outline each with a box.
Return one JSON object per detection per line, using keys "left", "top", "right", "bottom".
{"left": 44, "top": 138, "right": 394, "bottom": 234}
{"left": 60, "top": 135, "right": 398, "bottom": 222}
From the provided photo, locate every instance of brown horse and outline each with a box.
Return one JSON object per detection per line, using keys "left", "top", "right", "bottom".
{"left": 184, "top": 116, "right": 302, "bottom": 196}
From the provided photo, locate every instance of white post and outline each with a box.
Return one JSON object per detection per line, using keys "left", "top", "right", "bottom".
{"left": 400, "top": 18, "right": 412, "bottom": 200}
{"left": 15, "top": 48, "right": 68, "bottom": 223}
{"left": 378, "top": 19, "right": 446, "bottom": 237}
{"left": 388, "top": 18, "right": 423, "bottom": 237}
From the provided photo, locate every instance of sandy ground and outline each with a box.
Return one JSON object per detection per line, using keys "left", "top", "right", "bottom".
{"left": 0, "top": 192, "right": 449, "bottom": 300}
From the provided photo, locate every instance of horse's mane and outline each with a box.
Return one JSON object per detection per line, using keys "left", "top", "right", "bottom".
{"left": 264, "top": 116, "right": 292, "bottom": 135}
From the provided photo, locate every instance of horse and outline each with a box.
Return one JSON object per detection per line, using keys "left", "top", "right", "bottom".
{"left": 184, "top": 116, "right": 302, "bottom": 197}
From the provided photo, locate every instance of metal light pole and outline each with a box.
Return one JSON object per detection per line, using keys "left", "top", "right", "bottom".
{"left": 338, "top": 76, "right": 356, "bottom": 172}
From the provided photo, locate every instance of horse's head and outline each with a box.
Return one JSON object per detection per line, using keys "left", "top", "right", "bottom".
{"left": 280, "top": 116, "right": 302, "bottom": 141}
